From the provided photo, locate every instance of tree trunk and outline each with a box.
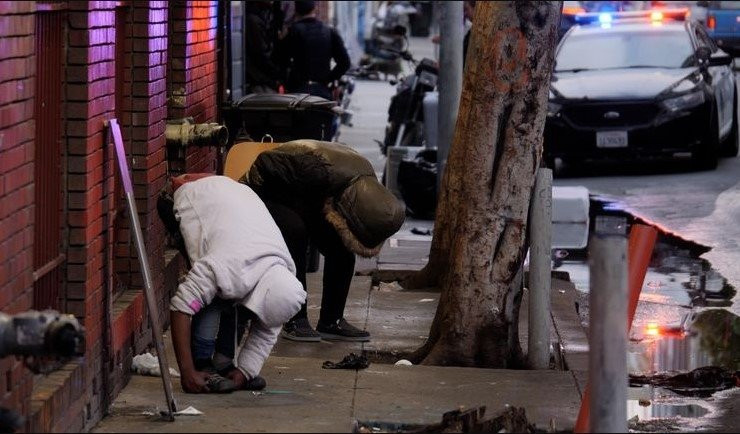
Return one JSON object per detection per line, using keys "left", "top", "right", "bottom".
{"left": 409, "top": 1, "right": 562, "bottom": 368}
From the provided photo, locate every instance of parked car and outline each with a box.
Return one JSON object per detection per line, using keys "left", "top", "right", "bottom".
{"left": 545, "top": 10, "right": 738, "bottom": 171}
{"left": 701, "top": 1, "right": 740, "bottom": 56}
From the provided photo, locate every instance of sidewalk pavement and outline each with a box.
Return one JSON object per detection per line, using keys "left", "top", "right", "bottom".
{"left": 94, "top": 228, "right": 589, "bottom": 433}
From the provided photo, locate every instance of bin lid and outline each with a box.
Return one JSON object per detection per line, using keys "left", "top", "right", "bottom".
{"left": 233, "top": 93, "right": 338, "bottom": 112}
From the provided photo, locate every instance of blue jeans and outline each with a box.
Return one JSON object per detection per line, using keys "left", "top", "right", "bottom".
{"left": 191, "top": 298, "right": 248, "bottom": 364}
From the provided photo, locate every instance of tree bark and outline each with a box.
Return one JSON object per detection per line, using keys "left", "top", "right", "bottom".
{"left": 409, "top": 1, "right": 562, "bottom": 368}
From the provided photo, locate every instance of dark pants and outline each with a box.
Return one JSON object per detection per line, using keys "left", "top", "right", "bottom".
{"left": 263, "top": 201, "right": 355, "bottom": 325}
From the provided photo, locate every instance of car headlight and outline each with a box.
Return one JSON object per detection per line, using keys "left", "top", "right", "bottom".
{"left": 661, "top": 90, "right": 705, "bottom": 113}
{"left": 547, "top": 101, "right": 562, "bottom": 117}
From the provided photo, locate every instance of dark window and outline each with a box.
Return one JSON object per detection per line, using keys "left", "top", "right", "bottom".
{"left": 33, "top": 10, "right": 66, "bottom": 310}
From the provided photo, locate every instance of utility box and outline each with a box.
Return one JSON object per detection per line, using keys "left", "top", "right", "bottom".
{"left": 552, "top": 186, "right": 590, "bottom": 249}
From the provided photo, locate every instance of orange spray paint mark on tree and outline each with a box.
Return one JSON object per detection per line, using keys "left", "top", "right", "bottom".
{"left": 490, "top": 28, "right": 530, "bottom": 94}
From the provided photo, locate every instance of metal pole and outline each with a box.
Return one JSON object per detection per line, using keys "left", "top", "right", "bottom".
{"left": 588, "top": 216, "right": 628, "bottom": 433}
{"left": 109, "top": 119, "right": 178, "bottom": 421}
{"left": 528, "top": 168, "right": 552, "bottom": 369}
{"left": 436, "top": 0, "right": 463, "bottom": 191}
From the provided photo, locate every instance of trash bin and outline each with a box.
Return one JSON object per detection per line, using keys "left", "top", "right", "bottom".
{"left": 222, "top": 93, "right": 341, "bottom": 273}
{"left": 397, "top": 148, "right": 437, "bottom": 219}
{"left": 222, "top": 93, "right": 340, "bottom": 145}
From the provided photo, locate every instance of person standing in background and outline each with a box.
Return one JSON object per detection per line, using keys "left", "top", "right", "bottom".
{"left": 244, "top": 1, "right": 283, "bottom": 93}
{"left": 275, "top": 0, "right": 351, "bottom": 100}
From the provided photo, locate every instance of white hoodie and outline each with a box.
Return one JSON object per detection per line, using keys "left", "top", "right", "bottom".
{"left": 169, "top": 176, "right": 305, "bottom": 378}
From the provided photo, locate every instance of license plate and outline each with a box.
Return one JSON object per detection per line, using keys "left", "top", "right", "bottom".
{"left": 596, "top": 130, "right": 628, "bottom": 148}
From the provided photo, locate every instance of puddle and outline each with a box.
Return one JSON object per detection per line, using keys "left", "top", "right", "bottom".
{"left": 553, "top": 198, "right": 739, "bottom": 427}
{"left": 628, "top": 385, "right": 710, "bottom": 419}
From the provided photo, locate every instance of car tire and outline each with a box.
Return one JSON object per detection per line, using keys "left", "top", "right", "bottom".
{"left": 720, "top": 91, "right": 739, "bottom": 158}
{"left": 694, "top": 106, "right": 720, "bottom": 170}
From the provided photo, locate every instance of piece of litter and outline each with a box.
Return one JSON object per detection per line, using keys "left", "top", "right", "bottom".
{"left": 174, "top": 406, "right": 203, "bottom": 416}
{"left": 378, "top": 281, "right": 405, "bottom": 292}
{"left": 293, "top": 378, "right": 307, "bottom": 382}
{"left": 141, "top": 410, "right": 156, "bottom": 416}
{"left": 410, "top": 227, "right": 432, "bottom": 236}
{"left": 419, "top": 298, "right": 434, "bottom": 302}
{"left": 323, "top": 353, "right": 370, "bottom": 370}
{"left": 394, "top": 359, "right": 412, "bottom": 366}
{"left": 558, "top": 290, "right": 566, "bottom": 294}
{"left": 131, "top": 353, "right": 180, "bottom": 378}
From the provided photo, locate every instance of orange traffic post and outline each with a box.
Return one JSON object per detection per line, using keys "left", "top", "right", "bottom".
{"left": 574, "top": 223, "right": 658, "bottom": 433}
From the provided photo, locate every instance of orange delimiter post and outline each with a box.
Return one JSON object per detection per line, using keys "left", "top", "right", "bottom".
{"left": 574, "top": 224, "right": 658, "bottom": 433}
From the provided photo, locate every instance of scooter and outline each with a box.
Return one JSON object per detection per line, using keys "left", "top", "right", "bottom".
{"left": 380, "top": 51, "right": 438, "bottom": 155}
{"left": 354, "top": 2, "right": 418, "bottom": 80}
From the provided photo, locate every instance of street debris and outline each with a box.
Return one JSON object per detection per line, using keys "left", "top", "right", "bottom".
{"left": 629, "top": 366, "right": 738, "bottom": 397}
{"left": 322, "top": 353, "right": 370, "bottom": 370}
{"left": 418, "top": 298, "right": 434, "bottom": 303}
{"left": 353, "top": 405, "right": 537, "bottom": 433}
{"left": 377, "top": 281, "right": 405, "bottom": 292}
{"left": 410, "top": 227, "right": 432, "bottom": 236}
{"left": 628, "top": 415, "right": 681, "bottom": 432}
{"left": 174, "top": 406, "right": 203, "bottom": 416}
{"left": 394, "top": 359, "right": 413, "bottom": 366}
{"left": 131, "top": 353, "right": 180, "bottom": 378}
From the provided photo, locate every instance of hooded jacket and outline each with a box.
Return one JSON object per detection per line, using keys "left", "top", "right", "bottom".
{"left": 169, "top": 176, "right": 305, "bottom": 378}
{"left": 243, "top": 140, "right": 405, "bottom": 257}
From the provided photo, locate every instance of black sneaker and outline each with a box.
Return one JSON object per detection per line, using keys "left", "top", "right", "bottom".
{"left": 316, "top": 318, "right": 371, "bottom": 342}
{"left": 241, "top": 375, "right": 267, "bottom": 391}
{"left": 281, "top": 317, "right": 322, "bottom": 342}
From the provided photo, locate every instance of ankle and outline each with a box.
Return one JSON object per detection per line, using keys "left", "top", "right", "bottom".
{"left": 226, "top": 368, "right": 247, "bottom": 387}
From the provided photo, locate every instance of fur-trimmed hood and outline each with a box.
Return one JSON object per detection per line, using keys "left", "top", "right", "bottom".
{"left": 246, "top": 140, "right": 405, "bottom": 257}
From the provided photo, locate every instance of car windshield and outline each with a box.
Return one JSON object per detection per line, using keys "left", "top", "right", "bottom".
{"left": 556, "top": 29, "right": 694, "bottom": 71}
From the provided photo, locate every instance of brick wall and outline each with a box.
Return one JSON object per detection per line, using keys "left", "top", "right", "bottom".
{"left": 0, "top": 1, "right": 36, "bottom": 423}
{"left": 108, "top": 0, "right": 172, "bottom": 401}
{"left": 63, "top": 1, "right": 117, "bottom": 430}
{"left": 168, "top": 0, "right": 219, "bottom": 175}
{"left": 0, "top": 0, "right": 220, "bottom": 430}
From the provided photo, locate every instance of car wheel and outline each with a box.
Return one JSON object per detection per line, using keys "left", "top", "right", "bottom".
{"left": 694, "top": 106, "right": 720, "bottom": 170}
{"left": 720, "top": 91, "right": 739, "bottom": 158}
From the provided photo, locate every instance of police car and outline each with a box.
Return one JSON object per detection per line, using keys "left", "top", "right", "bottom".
{"left": 545, "top": 9, "right": 737, "bottom": 171}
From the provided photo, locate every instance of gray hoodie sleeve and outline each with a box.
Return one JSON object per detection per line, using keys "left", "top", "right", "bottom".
{"left": 169, "top": 257, "right": 219, "bottom": 315}
{"left": 236, "top": 319, "right": 281, "bottom": 379}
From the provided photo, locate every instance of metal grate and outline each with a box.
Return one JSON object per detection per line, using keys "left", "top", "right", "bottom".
{"left": 33, "top": 10, "right": 65, "bottom": 310}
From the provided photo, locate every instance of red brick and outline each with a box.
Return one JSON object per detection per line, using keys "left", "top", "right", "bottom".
{"left": 0, "top": 35, "right": 34, "bottom": 61}
{"left": 67, "top": 148, "right": 103, "bottom": 174}
{"left": 3, "top": 163, "right": 33, "bottom": 193}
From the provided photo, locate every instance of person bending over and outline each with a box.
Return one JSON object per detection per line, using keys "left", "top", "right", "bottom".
{"left": 242, "top": 140, "right": 405, "bottom": 342}
{"left": 168, "top": 174, "right": 305, "bottom": 393}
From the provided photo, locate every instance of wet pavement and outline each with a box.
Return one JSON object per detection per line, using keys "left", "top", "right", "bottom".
{"left": 548, "top": 198, "right": 739, "bottom": 431}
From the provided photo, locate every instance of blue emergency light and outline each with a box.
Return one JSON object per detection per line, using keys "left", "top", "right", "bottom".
{"left": 574, "top": 8, "right": 688, "bottom": 25}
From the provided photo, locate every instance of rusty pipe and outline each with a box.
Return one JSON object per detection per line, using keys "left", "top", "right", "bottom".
{"left": 166, "top": 119, "right": 229, "bottom": 148}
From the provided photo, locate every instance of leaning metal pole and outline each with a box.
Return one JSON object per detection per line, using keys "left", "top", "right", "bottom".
{"left": 436, "top": 0, "right": 463, "bottom": 190}
{"left": 109, "top": 119, "right": 178, "bottom": 421}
